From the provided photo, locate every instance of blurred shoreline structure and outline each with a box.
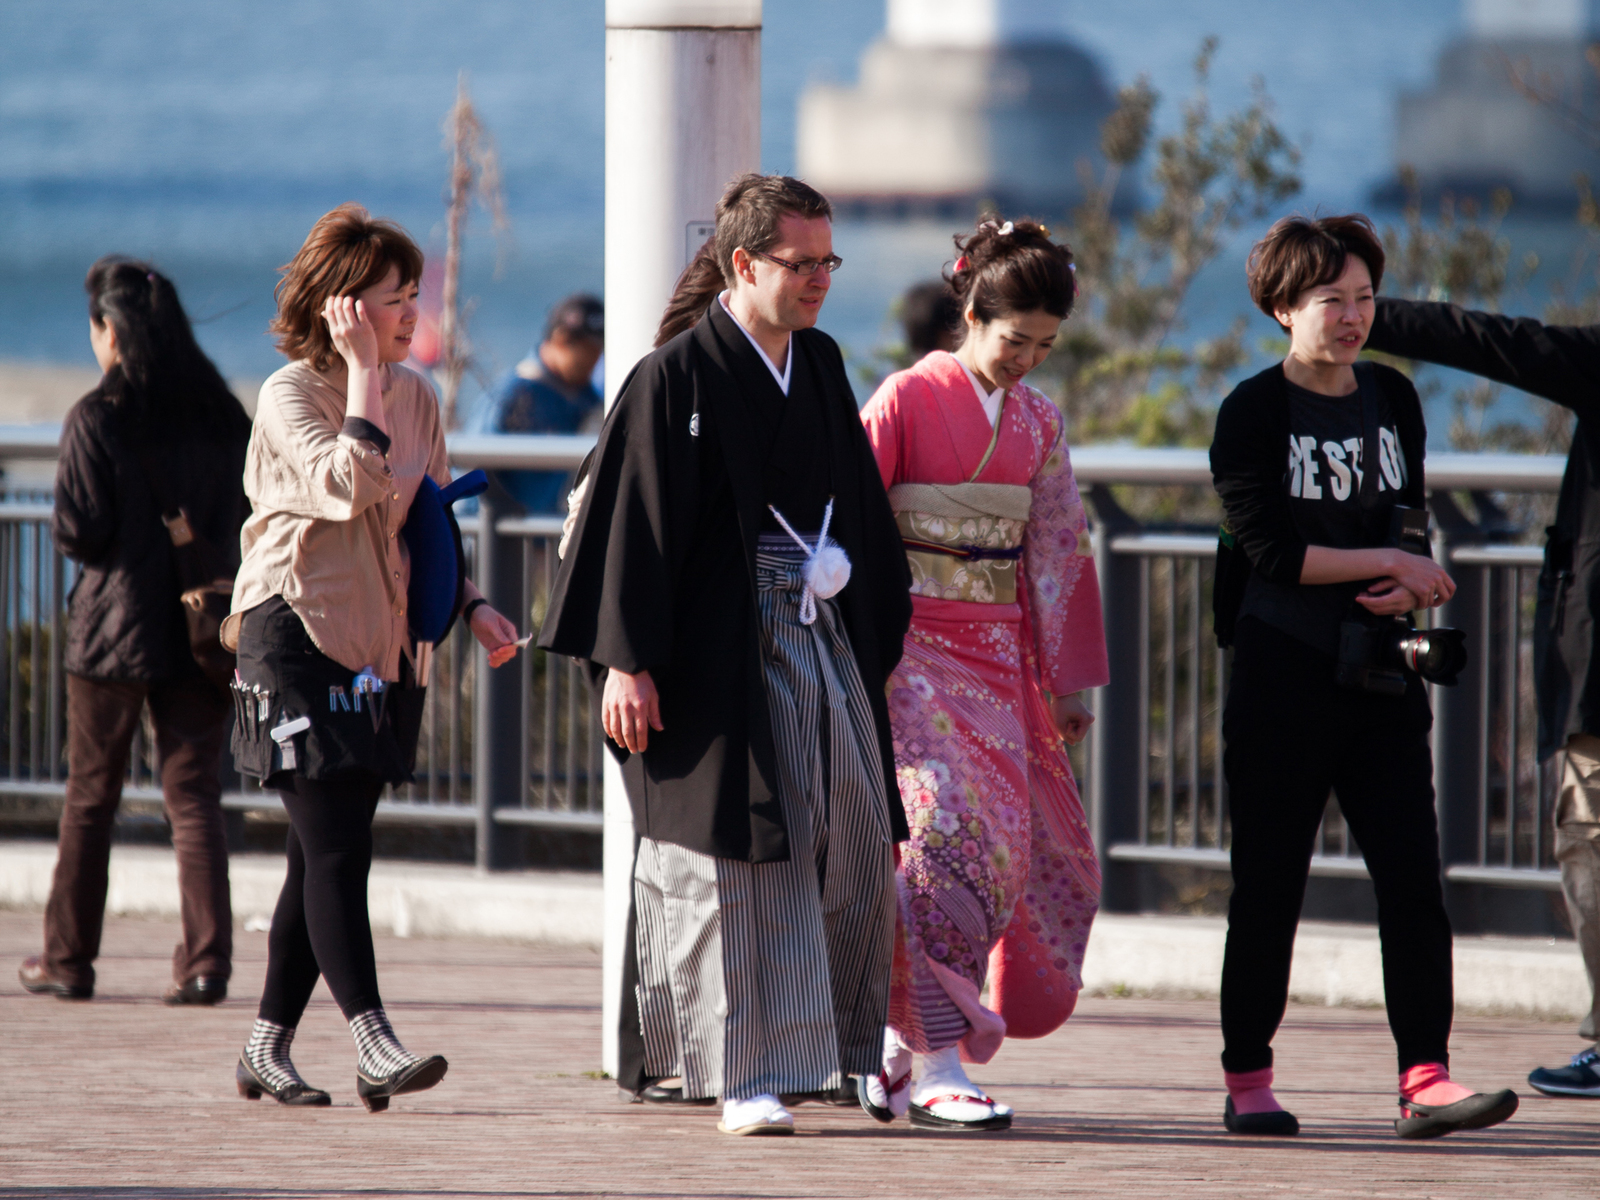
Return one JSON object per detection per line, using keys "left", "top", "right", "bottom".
{"left": 797, "top": 0, "right": 1136, "bottom": 216}
{"left": 1378, "top": 0, "right": 1600, "bottom": 207}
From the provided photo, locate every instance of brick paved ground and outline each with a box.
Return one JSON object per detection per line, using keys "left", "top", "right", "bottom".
{"left": 1, "top": 908, "right": 1597, "bottom": 1199}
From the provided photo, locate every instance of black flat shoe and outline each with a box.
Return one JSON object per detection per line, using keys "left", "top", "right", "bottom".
{"left": 235, "top": 1056, "right": 331, "bottom": 1106}
{"left": 164, "top": 975, "right": 227, "bottom": 1006}
{"left": 18, "top": 956, "right": 91, "bottom": 1000}
{"left": 1223, "top": 1095, "right": 1300, "bottom": 1135}
{"left": 1395, "top": 1089, "right": 1518, "bottom": 1139}
{"left": 640, "top": 1081, "right": 716, "bottom": 1105}
{"left": 356, "top": 1055, "right": 448, "bottom": 1113}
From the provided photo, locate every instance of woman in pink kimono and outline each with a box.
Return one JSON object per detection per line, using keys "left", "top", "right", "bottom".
{"left": 858, "top": 217, "right": 1107, "bottom": 1129}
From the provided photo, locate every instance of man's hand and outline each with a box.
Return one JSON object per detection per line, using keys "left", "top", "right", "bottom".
{"left": 1051, "top": 692, "right": 1094, "bottom": 746}
{"left": 602, "top": 668, "right": 663, "bottom": 753}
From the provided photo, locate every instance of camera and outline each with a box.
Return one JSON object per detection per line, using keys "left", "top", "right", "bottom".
{"left": 1335, "top": 507, "right": 1469, "bottom": 695}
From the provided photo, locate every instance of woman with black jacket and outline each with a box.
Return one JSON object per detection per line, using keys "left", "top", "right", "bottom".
{"left": 1210, "top": 215, "right": 1516, "bottom": 1139}
{"left": 19, "top": 257, "right": 251, "bottom": 1006}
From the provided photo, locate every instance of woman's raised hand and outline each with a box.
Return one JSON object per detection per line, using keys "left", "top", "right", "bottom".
{"left": 323, "top": 294, "right": 379, "bottom": 370}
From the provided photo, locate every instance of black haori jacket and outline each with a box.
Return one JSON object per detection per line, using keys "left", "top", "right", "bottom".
{"left": 539, "top": 301, "right": 913, "bottom": 862}
{"left": 1368, "top": 297, "right": 1600, "bottom": 758}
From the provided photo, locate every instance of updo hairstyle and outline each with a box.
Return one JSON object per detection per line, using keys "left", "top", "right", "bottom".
{"left": 945, "top": 217, "right": 1076, "bottom": 328}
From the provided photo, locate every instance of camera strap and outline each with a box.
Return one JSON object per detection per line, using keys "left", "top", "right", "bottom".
{"left": 1354, "top": 361, "right": 1385, "bottom": 510}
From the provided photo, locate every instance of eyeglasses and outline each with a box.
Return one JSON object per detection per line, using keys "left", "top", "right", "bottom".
{"left": 746, "top": 248, "right": 844, "bottom": 276}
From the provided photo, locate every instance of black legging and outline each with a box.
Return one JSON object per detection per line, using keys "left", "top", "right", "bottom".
{"left": 1220, "top": 617, "right": 1454, "bottom": 1075}
{"left": 257, "top": 774, "right": 385, "bottom": 1026}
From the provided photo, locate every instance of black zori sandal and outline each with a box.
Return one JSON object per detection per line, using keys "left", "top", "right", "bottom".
{"left": 1394, "top": 1089, "right": 1518, "bottom": 1140}
{"left": 235, "top": 1056, "right": 331, "bottom": 1107}
{"left": 640, "top": 1080, "right": 716, "bottom": 1106}
{"left": 1223, "top": 1095, "right": 1299, "bottom": 1136}
{"left": 356, "top": 1055, "right": 448, "bottom": 1113}
{"left": 908, "top": 1093, "right": 1012, "bottom": 1131}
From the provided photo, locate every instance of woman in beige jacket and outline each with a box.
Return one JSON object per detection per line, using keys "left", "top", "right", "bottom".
{"left": 231, "top": 204, "right": 519, "bottom": 1111}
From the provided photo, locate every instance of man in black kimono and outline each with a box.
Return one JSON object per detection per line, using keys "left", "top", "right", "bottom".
{"left": 1368, "top": 299, "right": 1600, "bottom": 1098}
{"left": 540, "top": 174, "right": 912, "bottom": 1135}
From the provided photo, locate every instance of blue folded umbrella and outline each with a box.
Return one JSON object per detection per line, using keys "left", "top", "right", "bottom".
{"left": 402, "top": 469, "right": 488, "bottom": 644}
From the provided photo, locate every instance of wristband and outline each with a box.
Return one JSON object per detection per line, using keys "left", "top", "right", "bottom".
{"left": 462, "top": 597, "right": 489, "bottom": 624}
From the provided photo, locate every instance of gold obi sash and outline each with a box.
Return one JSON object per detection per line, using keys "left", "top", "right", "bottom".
{"left": 888, "top": 482, "right": 1032, "bottom": 604}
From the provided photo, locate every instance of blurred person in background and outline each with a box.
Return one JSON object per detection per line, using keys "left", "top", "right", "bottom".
{"left": 471, "top": 294, "right": 604, "bottom": 513}
{"left": 19, "top": 258, "right": 251, "bottom": 1006}
{"left": 227, "top": 204, "right": 518, "bottom": 1110}
{"left": 1366, "top": 291, "right": 1600, "bottom": 1101}
{"left": 898, "top": 279, "right": 961, "bottom": 361}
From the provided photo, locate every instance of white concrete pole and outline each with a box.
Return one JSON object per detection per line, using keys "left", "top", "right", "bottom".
{"left": 602, "top": 0, "right": 761, "bottom": 1079}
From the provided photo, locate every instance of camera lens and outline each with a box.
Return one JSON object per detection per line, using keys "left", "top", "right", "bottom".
{"left": 1397, "top": 628, "right": 1468, "bottom": 686}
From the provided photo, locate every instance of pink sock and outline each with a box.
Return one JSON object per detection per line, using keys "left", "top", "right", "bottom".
{"left": 1225, "top": 1067, "right": 1284, "bottom": 1115}
{"left": 1399, "top": 1063, "right": 1473, "bottom": 1107}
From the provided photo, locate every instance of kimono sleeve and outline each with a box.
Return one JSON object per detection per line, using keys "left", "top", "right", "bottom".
{"left": 1024, "top": 415, "right": 1108, "bottom": 697}
{"left": 859, "top": 370, "right": 910, "bottom": 489}
{"left": 538, "top": 358, "right": 678, "bottom": 677}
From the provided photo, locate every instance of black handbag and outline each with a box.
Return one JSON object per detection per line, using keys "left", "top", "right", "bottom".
{"left": 1212, "top": 521, "right": 1251, "bottom": 649}
{"left": 139, "top": 451, "right": 236, "bottom": 691}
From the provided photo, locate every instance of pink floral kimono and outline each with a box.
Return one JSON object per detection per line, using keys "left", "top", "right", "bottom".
{"left": 861, "top": 350, "right": 1107, "bottom": 1063}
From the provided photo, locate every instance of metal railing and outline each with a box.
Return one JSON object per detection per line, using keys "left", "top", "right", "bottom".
{"left": 0, "top": 426, "right": 1575, "bottom": 895}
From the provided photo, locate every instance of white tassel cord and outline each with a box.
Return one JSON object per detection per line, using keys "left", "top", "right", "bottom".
{"left": 767, "top": 499, "right": 851, "bottom": 625}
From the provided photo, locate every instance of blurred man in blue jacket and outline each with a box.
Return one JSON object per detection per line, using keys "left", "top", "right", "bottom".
{"left": 474, "top": 294, "right": 604, "bottom": 512}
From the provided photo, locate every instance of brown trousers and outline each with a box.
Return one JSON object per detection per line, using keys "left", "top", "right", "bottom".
{"left": 43, "top": 673, "right": 231, "bottom": 990}
{"left": 1556, "top": 734, "right": 1600, "bottom": 1042}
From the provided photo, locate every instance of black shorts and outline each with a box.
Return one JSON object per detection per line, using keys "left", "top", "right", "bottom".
{"left": 230, "top": 597, "right": 426, "bottom": 786}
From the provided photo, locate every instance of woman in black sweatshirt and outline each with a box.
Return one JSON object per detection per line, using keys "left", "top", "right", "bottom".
{"left": 1209, "top": 215, "right": 1516, "bottom": 1139}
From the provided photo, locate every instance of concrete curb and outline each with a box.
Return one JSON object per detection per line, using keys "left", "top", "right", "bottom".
{"left": 0, "top": 840, "right": 603, "bottom": 947}
{"left": 1, "top": 841, "right": 1587, "bottom": 1020}
{"left": 1078, "top": 913, "right": 1590, "bottom": 1022}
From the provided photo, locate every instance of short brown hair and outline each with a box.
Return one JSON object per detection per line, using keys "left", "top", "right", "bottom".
{"left": 1247, "top": 213, "right": 1385, "bottom": 328}
{"left": 271, "top": 203, "right": 424, "bottom": 369}
{"left": 714, "top": 173, "right": 832, "bottom": 283}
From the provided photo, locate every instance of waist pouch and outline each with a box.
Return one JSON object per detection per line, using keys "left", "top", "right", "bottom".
{"left": 230, "top": 597, "right": 426, "bottom": 786}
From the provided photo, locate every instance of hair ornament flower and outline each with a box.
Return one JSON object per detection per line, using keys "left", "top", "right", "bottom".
{"left": 998, "top": 221, "right": 1015, "bottom": 236}
{"left": 954, "top": 255, "right": 969, "bottom": 273}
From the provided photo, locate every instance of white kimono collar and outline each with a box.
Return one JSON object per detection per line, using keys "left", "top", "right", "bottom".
{"left": 956, "top": 356, "right": 1006, "bottom": 429}
{"left": 718, "top": 291, "right": 792, "bottom": 396}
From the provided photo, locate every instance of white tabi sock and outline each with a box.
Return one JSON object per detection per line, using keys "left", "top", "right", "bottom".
{"left": 913, "top": 1044, "right": 1011, "bottom": 1117}
{"left": 861, "top": 1025, "right": 915, "bottom": 1117}
{"left": 721, "top": 1093, "right": 794, "bottom": 1132}
{"left": 914, "top": 1044, "right": 983, "bottom": 1104}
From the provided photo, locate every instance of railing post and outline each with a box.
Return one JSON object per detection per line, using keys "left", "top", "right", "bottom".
{"left": 1429, "top": 491, "right": 1487, "bottom": 887}
{"left": 473, "top": 495, "right": 526, "bottom": 871}
{"left": 1086, "top": 484, "right": 1144, "bottom": 912}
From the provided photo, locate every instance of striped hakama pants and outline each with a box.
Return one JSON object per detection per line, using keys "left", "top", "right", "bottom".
{"left": 632, "top": 541, "right": 897, "bottom": 1101}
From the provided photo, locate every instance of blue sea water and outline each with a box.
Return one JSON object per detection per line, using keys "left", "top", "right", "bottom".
{"left": 0, "top": 0, "right": 1570, "bottom": 424}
